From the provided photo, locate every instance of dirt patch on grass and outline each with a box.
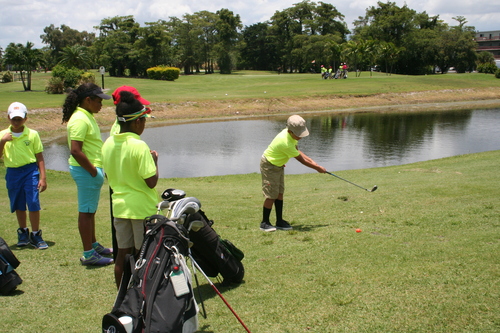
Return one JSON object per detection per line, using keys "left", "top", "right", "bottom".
{"left": 12, "top": 88, "right": 500, "bottom": 143}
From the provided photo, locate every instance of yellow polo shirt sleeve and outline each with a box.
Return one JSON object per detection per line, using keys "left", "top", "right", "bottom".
{"left": 0, "top": 126, "right": 43, "bottom": 168}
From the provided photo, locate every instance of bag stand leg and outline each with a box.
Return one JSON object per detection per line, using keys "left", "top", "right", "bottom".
{"left": 189, "top": 255, "right": 252, "bottom": 333}
{"left": 190, "top": 255, "right": 207, "bottom": 319}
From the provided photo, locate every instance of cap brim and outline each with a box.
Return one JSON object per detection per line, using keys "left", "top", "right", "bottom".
{"left": 298, "top": 128, "right": 309, "bottom": 137}
{"left": 96, "top": 93, "right": 112, "bottom": 100}
{"left": 138, "top": 97, "right": 151, "bottom": 105}
{"left": 9, "top": 112, "right": 26, "bottom": 119}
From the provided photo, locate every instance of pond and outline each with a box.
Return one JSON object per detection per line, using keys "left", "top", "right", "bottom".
{"left": 43, "top": 108, "right": 500, "bottom": 178}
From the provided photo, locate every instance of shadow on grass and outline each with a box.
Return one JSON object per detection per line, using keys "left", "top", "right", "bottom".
{"left": 0, "top": 288, "right": 24, "bottom": 296}
{"left": 290, "top": 224, "right": 330, "bottom": 232}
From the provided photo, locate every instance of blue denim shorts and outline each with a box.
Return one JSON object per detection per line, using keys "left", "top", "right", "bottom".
{"left": 69, "top": 165, "right": 104, "bottom": 213}
{"left": 6, "top": 163, "right": 40, "bottom": 213}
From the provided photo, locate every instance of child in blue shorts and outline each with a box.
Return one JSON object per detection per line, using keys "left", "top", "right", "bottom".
{"left": 0, "top": 102, "right": 48, "bottom": 249}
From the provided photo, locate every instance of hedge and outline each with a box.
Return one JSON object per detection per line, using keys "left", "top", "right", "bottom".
{"left": 146, "top": 66, "right": 180, "bottom": 81}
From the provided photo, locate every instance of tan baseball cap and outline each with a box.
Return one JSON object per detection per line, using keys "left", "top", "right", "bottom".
{"left": 287, "top": 115, "right": 309, "bottom": 138}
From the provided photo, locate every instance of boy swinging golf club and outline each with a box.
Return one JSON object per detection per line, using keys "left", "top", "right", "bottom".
{"left": 260, "top": 115, "right": 326, "bottom": 231}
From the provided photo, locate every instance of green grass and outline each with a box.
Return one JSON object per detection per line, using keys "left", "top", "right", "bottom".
{"left": 1, "top": 151, "right": 499, "bottom": 332}
{"left": 1, "top": 70, "right": 500, "bottom": 109}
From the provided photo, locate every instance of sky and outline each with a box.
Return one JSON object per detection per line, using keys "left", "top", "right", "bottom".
{"left": 1, "top": 0, "right": 499, "bottom": 50}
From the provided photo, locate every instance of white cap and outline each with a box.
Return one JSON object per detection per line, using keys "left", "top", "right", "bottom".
{"left": 7, "top": 102, "right": 28, "bottom": 119}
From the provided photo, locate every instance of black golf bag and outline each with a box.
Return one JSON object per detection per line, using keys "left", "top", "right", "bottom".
{"left": 185, "top": 210, "right": 245, "bottom": 285}
{"left": 0, "top": 237, "right": 22, "bottom": 295}
{"left": 161, "top": 189, "right": 245, "bottom": 285}
{"left": 103, "top": 215, "right": 198, "bottom": 333}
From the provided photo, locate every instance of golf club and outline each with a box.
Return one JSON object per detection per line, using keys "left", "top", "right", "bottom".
{"left": 170, "top": 197, "right": 201, "bottom": 220}
{"left": 190, "top": 256, "right": 252, "bottom": 333}
{"left": 326, "top": 171, "right": 378, "bottom": 192}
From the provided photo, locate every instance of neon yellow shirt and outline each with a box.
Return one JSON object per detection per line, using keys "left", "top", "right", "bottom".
{"left": 110, "top": 119, "right": 120, "bottom": 136}
{"left": 263, "top": 129, "right": 299, "bottom": 167}
{"left": 67, "top": 107, "right": 102, "bottom": 167}
{"left": 102, "top": 132, "right": 158, "bottom": 219}
{"left": 0, "top": 126, "right": 43, "bottom": 168}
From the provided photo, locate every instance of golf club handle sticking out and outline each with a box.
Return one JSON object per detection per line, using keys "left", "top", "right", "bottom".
{"left": 326, "top": 171, "right": 378, "bottom": 192}
{"left": 190, "top": 256, "right": 252, "bottom": 333}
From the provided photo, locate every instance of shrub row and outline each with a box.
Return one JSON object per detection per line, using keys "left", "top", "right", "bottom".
{"left": 476, "top": 62, "right": 498, "bottom": 74}
{"left": 146, "top": 66, "right": 180, "bottom": 81}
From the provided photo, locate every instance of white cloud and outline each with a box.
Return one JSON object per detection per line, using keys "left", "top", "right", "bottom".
{"left": 0, "top": 0, "right": 498, "bottom": 50}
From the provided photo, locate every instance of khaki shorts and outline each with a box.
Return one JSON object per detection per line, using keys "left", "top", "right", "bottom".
{"left": 260, "top": 155, "right": 284, "bottom": 199}
{"left": 114, "top": 218, "right": 145, "bottom": 250}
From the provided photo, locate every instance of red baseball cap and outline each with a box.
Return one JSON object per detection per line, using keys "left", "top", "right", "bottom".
{"left": 112, "top": 86, "right": 150, "bottom": 105}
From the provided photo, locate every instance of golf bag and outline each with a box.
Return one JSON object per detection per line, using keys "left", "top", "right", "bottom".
{"left": 0, "top": 237, "right": 22, "bottom": 295}
{"left": 102, "top": 215, "right": 198, "bottom": 333}
{"left": 185, "top": 210, "right": 245, "bottom": 285}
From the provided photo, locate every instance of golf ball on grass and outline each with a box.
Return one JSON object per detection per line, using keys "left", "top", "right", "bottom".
{"left": 356, "top": 228, "right": 362, "bottom": 233}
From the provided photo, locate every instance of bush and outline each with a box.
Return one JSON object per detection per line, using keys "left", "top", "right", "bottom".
{"left": 45, "top": 77, "right": 65, "bottom": 94}
{"left": 495, "top": 68, "right": 500, "bottom": 79}
{"left": 147, "top": 66, "right": 180, "bottom": 81}
{"left": 1, "top": 71, "right": 13, "bottom": 83}
{"left": 46, "top": 65, "right": 96, "bottom": 94}
{"left": 79, "top": 71, "right": 96, "bottom": 85}
{"left": 476, "top": 63, "right": 498, "bottom": 74}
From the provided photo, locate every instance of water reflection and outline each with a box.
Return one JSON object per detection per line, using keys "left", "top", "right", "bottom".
{"left": 44, "top": 109, "right": 500, "bottom": 178}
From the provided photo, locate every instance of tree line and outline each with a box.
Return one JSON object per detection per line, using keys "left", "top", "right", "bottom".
{"left": 0, "top": 0, "right": 495, "bottom": 89}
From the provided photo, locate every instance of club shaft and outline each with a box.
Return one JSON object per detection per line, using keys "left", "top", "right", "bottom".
{"left": 190, "top": 256, "right": 252, "bottom": 333}
{"left": 326, "top": 172, "right": 370, "bottom": 191}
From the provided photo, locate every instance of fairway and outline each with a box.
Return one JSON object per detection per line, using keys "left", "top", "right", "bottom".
{"left": 1, "top": 150, "right": 499, "bottom": 332}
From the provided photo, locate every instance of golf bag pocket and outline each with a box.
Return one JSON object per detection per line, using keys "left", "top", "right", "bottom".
{"left": 102, "top": 313, "right": 129, "bottom": 333}
{"left": 104, "top": 215, "right": 198, "bottom": 333}
{"left": 186, "top": 210, "right": 245, "bottom": 284}
{"left": 0, "top": 237, "right": 22, "bottom": 295}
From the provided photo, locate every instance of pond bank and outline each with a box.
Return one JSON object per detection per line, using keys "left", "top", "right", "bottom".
{"left": 23, "top": 88, "right": 500, "bottom": 143}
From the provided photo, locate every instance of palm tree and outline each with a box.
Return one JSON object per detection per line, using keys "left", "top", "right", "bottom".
{"left": 59, "top": 45, "right": 91, "bottom": 70}
{"left": 4, "top": 42, "right": 44, "bottom": 91}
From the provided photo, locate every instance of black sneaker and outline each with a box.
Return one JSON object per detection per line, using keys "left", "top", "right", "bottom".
{"left": 260, "top": 222, "right": 276, "bottom": 232}
{"left": 276, "top": 220, "right": 293, "bottom": 231}
{"left": 17, "top": 228, "right": 30, "bottom": 247}
{"left": 30, "top": 230, "right": 49, "bottom": 250}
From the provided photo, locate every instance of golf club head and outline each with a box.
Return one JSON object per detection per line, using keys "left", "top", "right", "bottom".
{"left": 370, "top": 185, "right": 378, "bottom": 192}
{"left": 157, "top": 200, "right": 172, "bottom": 211}
{"left": 161, "top": 188, "right": 186, "bottom": 202}
{"left": 170, "top": 197, "right": 201, "bottom": 220}
{"left": 188, "top": 220, "right": 204, "bottom": 232}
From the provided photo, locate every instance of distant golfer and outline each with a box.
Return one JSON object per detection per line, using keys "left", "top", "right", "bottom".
{"left": 260, "top": 115, "right": 326, "bottom": 231}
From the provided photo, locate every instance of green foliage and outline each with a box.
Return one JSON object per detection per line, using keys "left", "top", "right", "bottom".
{"left": 495, "top": 68, "right": 500, "bottom": 79}
{"left": 79, "top": 71, "right": 96, "bottom": 84}
{"left": 476, "top": 51, "right": 495, "bottom": 64}
{"left": 477, "top": 62, "right": 498, "bottom": 74}
{"left": 4, "top": 42, "right": 44, "bottom": 91}
{"left": 1, "top": 71, "right": 13, "bottom": 83}
{"left": 146, "top": 66, "right": 180, "bottom": 81}
{"left": 44, "top": 76, "right": 65, "bottom": 94}
{"left": 46, "top": 65, "right": 95, "bottom": 93}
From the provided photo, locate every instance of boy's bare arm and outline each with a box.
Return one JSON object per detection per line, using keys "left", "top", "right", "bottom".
{"left": 295, "top": 151, "right": 326, "bottom": 173}
{"left": 35, "top": 152, "right": 47, "bottom": 192}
